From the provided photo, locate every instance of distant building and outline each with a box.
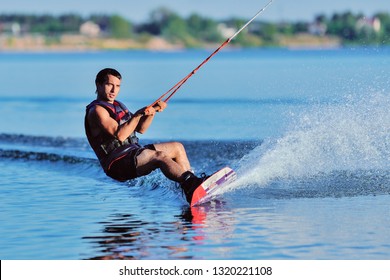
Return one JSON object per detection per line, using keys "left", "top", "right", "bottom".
{"left": 217, "top": 23, "right": 235, "bottom": 38}
{"left": 80, "top": 21, "right": 100, "bottom": 37}
{"left": 309, "top": 22, "right": 327, "bottom": 36}
{"left": 0, "top": 22, "right": 21, "bottom": 35}
{"left": 356, "top": 17, "right": 381, "bottom": 33}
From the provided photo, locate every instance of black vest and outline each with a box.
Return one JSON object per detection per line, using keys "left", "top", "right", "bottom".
{"left": 85, "top": 99, "right": 139, "bottom": 170}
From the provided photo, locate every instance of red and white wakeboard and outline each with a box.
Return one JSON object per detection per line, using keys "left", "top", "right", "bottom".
{"left": 190, "top": 166, "right": 237, "bottom": 207}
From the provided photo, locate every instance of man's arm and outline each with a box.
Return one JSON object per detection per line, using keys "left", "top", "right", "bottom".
{"left": 89, "top": 105, "right": 142, "bottom": 142}
{"left": 135, "top": 101, "right": 167, "bottom": 134}
{"left": 89, "top": 101, "right": 167, "bottom": 142}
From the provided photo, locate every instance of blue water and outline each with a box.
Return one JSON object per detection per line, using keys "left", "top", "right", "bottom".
{"left": 1, "top": 48, "right": 390, "bottom": 259}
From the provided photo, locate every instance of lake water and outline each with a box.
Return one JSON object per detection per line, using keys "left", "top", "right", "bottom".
{"left": 0, "top": 47, "right": 390, "bottom": 259}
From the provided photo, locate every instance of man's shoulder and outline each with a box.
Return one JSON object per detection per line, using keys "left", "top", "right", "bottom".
{"left": 86, "top": 101, "right": 106, "bottom": 119}
{"left": 89, "top": 104, "right": 111, "bottom": 118}
{"left": 86, "top": 100, "right": 110, "bottom": 113}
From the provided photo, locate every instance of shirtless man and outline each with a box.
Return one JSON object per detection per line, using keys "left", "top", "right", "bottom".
{"left": 85, "top": 68, "right": 205, "bottom": 204}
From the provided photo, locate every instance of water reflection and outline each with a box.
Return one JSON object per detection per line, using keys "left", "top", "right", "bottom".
{"left": 82, "top": 201, "right": 235, "bottom": 260}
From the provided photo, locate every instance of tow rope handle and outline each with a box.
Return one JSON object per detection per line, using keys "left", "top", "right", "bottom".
{"left": 144, "top": 0, "right": 274, "bottom": 115}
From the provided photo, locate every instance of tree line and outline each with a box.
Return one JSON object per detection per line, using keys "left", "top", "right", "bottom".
{"left": 1, "top": 8, "right": 390, "bottom": 47}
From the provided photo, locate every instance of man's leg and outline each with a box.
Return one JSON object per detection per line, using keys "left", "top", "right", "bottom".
{"left": 135, "top": 142, "right": 205, "bottom": 204}
{"left": 135, "top": 142, "right": 191, "bottom": 182}
{"left": 152, "top": 142, "right": 191, "bottom": 171}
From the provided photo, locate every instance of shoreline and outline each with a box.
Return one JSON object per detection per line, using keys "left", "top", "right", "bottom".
{"left": 0, "top": 33, "right": 343, "bottom": 52}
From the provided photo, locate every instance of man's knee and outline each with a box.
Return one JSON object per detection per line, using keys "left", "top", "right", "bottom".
{"left": 136, "top": 150, "right": 166, "bottom": 175}
{"left": 171, "top": 141, "right": 186, "bottom": 153}
{"left": 154, "top": 150, "right": 170, "bottom": 163}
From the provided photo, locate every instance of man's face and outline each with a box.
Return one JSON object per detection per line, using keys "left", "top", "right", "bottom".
{"left": 96, "top": 74, "right": 121, "bottom": 103}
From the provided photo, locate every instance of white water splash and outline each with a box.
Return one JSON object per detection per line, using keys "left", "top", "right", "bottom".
{"left": 233, "top": 92, "right": 390, "bottom": 188}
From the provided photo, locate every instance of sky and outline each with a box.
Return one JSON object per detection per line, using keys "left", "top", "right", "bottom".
{"left": 1, "top": 0, "right": 390, "bottom": 22}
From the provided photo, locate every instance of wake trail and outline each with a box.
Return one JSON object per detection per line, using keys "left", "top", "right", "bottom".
{"left": 231, "top": 92, "right": 390, "bottom": 190}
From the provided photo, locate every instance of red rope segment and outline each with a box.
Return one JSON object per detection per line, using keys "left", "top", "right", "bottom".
{"left": 146, "top": 0, "right": 274, "bottom": 113}
{"left": 146, "top": 38, "right": 231, "bottom": 111}
{"left": 164, "top": 38, "right": 231, "bottom": 103}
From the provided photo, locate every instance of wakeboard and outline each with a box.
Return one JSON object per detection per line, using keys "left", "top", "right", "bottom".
{"left": 190, "top": 166, "right": 237, "bottom": 207}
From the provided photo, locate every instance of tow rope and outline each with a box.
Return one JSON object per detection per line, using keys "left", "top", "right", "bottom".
{"left": 146, "top": 0, "right": 274, "bottom": 113}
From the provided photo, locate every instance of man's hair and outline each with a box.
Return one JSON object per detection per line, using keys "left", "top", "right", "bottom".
{"left": 95, "top": 68, "right": 122, "bottom": 92}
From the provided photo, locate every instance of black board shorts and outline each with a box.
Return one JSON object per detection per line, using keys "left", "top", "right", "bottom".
{"left": 105, "top": 144, "right": 155, "bottom": 182}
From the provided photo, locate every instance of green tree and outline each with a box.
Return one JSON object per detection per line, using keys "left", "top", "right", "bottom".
{"left": 148, "top": 7, "right": 174, "bottom": 35}
{"left": 187, "top": 14, "right": 222, "bottom": 42}
{"left": 252, "top": 22, "right": 277, "bottom": 44}
{"left": 375, "top": 12, "right": 390, "bottom": 44}
{"left": 109, "top": 15, "right": 132, "bottom": 38}
{"left": 59, "top": 14, "right": 83, "bottom": 33}
{"left": 162, "top": 14, "right": 188, "bottom": 42}
{"left": 327, "top": 12, "right": 359, "bottom": 42}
